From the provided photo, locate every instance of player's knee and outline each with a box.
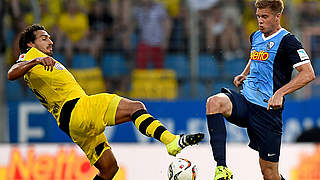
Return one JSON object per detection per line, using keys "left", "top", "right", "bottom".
{"left": 206, "top": 95, "right": 225, "bottom": 113}
{"left": 130, "top": 100, "right": 146, "bottom": 112}
{"left": 261, "top": 167, "right": 277, "bottom": 180}
{"left": 109, "top": 163, "right": 119, "bottom": 178}
{"left": 99, "top": 162, "right": 119, "bottom": 180}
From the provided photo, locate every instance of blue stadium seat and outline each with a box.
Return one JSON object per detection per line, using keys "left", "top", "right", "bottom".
{"left": 179, "top": 81, "right": 208, "bottom": 99}
{"left": 53, "top": 52, "right": 66, "bottom": 66}
{"left": 165, "top": 54, "right": 190, "bottom": 80}
{"left": 5, "top": 29, "right": 15, "bottom": 46}
{"left": 131, "top": 32, "right": 138, "bottom": 50}
{"left": 284, "top": 93, "right": 295, "bottom": 100}
{"left": 101, "top": 53, "right": 129, "bottom": 78}
{"left": 223, "top": 58, "right": 247, "bottom": 77}
{"left": 312, "top": 58, "right": 320, "bottom": 76}
{"left": 311, "top": 84, "right": 320, "bottom": 98}
{"left": 198, "top": 54, "right": 219, "bottom": 79}
{"left": 72, "top": 53, "right": 97, "bottom": 69}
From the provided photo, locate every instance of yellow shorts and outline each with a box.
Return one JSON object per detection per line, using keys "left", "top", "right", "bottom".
{"left": 69, "top": 93, "right": 122, "bottom": 165}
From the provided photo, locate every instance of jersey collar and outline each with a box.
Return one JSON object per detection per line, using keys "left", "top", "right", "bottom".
{"left": 262, "top": 28, "right": 285, "bottom": 41}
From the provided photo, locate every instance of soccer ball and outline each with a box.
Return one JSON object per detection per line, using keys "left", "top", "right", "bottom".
{"left": 167, "top": 158, "right": 197, "bottom": 180}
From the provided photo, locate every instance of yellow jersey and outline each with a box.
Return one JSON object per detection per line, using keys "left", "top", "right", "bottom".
{"left": 19, "top": 48, "right": 86, "bottom": 125}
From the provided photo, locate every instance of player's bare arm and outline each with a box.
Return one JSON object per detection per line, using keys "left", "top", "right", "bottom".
{"left": 234, "top": 59, "right": 251, "bottom": 87}
{"left": 267, "top": 62, "right": 315, "bottom": 110}
{"left": 8, "top": 56, "right": 56, "bottom": 80}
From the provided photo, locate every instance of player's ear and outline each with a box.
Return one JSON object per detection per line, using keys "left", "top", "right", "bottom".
{"left": 276, "top": 13, "right": 281, "bottom": 21}
{"left": 27, "top": 42, "right": 35, "bottom": 48}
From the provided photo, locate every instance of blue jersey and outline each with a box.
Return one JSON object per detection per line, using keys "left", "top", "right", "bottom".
{"left": 242, "top": 28, "right": 310, "bottom": 108}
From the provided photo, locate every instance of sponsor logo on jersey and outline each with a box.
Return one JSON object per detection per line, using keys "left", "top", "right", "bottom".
{"left": 250, "top": 50, "right": 269, "bottom": 61}
{"left": 17, "top": 54, "right": 26, "bottom": 62}
{"left": 54, "top": 62, "right": 65, "bottom": 70}
{"left": 297, "top": 49, "right": 309, "bottom": 61}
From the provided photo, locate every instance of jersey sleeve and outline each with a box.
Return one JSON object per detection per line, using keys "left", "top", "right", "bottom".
{"left": 249, "top": 32, "right": 255, "bottom": 45}
{"left": 282, "top": 34, "right": 310, "bottom": 68}
{"left": 16, "top": 48, "right": 48, "bottom": 64}
{"left": 16, "top": 54, "right": 26, "bottom": 63}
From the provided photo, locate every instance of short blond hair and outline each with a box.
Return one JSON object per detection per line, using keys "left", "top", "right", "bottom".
{"left": 255, "top": 0, "right": 284, "bottom": 14}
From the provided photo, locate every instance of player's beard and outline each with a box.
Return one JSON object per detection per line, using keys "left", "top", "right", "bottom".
{"left": 47, "top": 50, "right": 53, "bottom": 56}
{"left": 36, "top": 46, "right": 53, "bottom": 56}
{"left": 46, "top": 46, "right": 53, "bottom": 56}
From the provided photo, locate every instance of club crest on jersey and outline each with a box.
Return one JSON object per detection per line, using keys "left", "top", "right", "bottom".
{"left": 250, "top": 50, "right": 269, "bottom": 61}
{"left": 266, "top": 41, "right": 275, "bottom": 50}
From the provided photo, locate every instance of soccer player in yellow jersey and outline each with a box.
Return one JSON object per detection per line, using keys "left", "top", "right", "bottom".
{"left": 7, "top": 24, "right": 204, "bottom": 180}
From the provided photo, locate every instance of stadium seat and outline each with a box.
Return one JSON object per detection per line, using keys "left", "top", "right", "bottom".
{"left": 310, "top": 77, "right": 320, "bottom": 98}
{"left": 312, "top": 57, "right": 320, "bottom": 76}
{"left": 165, "top": 54, "right": 190, "bottom": 80}
{"left": 101, "top": 53, "right": 129, "bottom": 78}
{"left": 179, "top": 81, "right": 208, "bottom": 99}
{"left": 223, "top": 58, "right": 247, "bottom": 77}
{"left": 5, "top": 29, "right": 14, "bottom": 46}
{"left": 198, "top": 54, "right": 220, "bottom": 80}
{"left": 284, "top": 93, "right": 295, "bottom": 100}
{"left": 129, "top": 69, "right": 178, "bottom": 100}
{"left": 70, "top": 67, "right": 106, "bottom": 95}
{"left": 53, "top": 52, "right": 66, "bottom": 66}
{"left": 311, "top": 85, "right": 320, "bottom": 98}
{"left": 131, "top": 32, "right": 138, "bottom": 50}
{"left": 71, "top": 53, "right": 97, "bottom": 69}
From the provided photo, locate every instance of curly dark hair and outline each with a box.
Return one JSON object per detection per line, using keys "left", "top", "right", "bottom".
{"left": 18, "top": 24, "right": 46, "bottom": 53}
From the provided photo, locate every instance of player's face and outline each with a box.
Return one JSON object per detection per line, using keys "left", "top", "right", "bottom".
{"left": 28, "top": 30, "right": 54, "bottom": 56}
{"left": 256, "top": 8, "right": 281, "bottom": 37}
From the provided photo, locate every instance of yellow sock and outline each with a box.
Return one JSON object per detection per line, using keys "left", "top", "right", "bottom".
{"left": 159, "top": 130, "right": 176, "bottom": 145}
{"left": 132, "top": 109, "right": 176, "bottom": 145}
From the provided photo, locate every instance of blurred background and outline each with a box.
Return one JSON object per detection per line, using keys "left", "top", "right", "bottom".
{"left": 0, "top": 0, "right": 320, "bottom": 179}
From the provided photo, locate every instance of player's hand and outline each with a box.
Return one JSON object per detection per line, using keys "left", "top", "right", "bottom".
{"left": 36, "top": 57, "right": 56, "bottom": 72}
{"left": 233, "top": 74, "right": 246, "bottom": 87}
{"left": 267, "top": 92, "right": 284, "bottom": 110}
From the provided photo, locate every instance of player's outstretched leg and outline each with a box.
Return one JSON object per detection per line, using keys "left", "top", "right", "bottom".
{"left": 214, "top": 166, "right": 233, "bottom": 180}
{"left": 166, "top": 133, "right": 205, "bottom": 156}
{"left": 131, "top": 109, "right": 204, "bottom": 156}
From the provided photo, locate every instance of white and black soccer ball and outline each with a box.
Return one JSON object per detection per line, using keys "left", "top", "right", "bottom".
{"left": 167, "top": 158, "right": 197, "bottom": 180}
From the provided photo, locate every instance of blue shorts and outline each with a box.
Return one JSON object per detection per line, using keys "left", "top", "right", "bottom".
{"left": 221, "top": 88, "right": 283, "bottom": 162}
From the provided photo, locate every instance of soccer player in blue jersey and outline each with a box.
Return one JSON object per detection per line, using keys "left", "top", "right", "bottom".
{"left": 206, "top": 0, "right": 315, "bottom": 180}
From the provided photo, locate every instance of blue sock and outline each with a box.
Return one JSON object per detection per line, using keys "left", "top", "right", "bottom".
{"left": 207, "top": 113, "right": 227, "bottom": 167}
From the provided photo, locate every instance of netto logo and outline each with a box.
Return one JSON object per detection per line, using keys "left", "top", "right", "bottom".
{"left": 250, "top": 50, "right": 269, "bottom": 61}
